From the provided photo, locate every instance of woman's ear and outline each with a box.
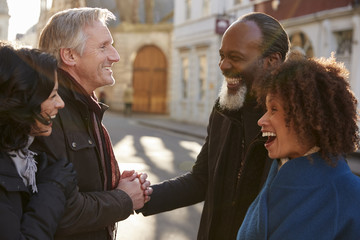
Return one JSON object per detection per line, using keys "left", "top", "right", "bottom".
{"left": 59, "top": 48, "right": 76, "bottom": 66}
{"left": 264, "top": 52, "right": 282, "bottom": 69}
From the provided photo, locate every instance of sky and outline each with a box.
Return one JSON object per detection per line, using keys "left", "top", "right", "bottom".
{"left": 7, "top": 0, "right": 43, "bottom": 40}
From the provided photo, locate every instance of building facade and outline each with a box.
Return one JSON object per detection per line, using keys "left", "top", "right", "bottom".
{"left": 264, "top": 0, "right": 360, "bottom": 102}
{"left": 170, "top": 0, "right": 247, "bottom": 124}
{"left": 104, "top": 0, "right": 174, "bottom": 113}
{"left": 170, "top": 0, "right": 360, "bottom": 125}
{"left": 0, "top": 0, "right": 9, "bottom": 41}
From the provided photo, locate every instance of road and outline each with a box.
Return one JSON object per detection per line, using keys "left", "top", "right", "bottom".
{"left": 102, "top": 112, "right": 205, "bottom": 240}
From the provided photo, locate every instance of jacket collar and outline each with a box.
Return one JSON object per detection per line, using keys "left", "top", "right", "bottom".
{"left": 58, "top": 69, "right": 108, "bottom": 120}
{"left": 270, "top": 153, "right": 350, "bottom": 188}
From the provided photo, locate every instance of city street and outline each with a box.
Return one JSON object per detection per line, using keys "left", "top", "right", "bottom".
{"left": 102, "top": 111, "right": 205, "bottom": 240}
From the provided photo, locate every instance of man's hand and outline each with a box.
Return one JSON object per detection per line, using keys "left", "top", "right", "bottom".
{"left": 138, "top": 173, "right": 152, "bottom": 203}
{"left": 117, "top": 171, "right": 145, "bottom": 210}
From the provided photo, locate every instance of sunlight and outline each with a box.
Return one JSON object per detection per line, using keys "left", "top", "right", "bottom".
{"left": 6, "top": 0, "right": 53, "bottom": 41}
{"left": 7, "top": 0, "right": 39, "bottom": 40}
{"left": 140, "top": 136, "right": 175, "bottom": 174}
{"left": 113, "top": 135, "right": 136, "bottom": 157}
{"left": 179, "top": 140, "right": 202, "bottom": 159}
{"left": 116, "top": 213, "right": 156, "bottom": 240}
{"left": 113, "top": 135, "right": 150, "bottom": 173}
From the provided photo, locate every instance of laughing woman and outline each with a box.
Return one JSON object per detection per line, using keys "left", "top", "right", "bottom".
{"left": 0, "top": 43, "right": 77, "bottom": 239}
{"left": 237, "top": 53, "right": 360, "bottom": 240}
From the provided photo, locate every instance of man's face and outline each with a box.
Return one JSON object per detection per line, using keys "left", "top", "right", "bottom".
{"left": 218, "top": 21, "right": 264, "bottom": 96}
{"left": 73, "top": 20, "right": 120, "bottom": 94}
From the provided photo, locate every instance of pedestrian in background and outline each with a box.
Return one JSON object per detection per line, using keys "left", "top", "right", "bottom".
{"left": 238, "top": 53, "right": 360, "bottom": 239}
{"left": 0, "top": 42, "right": 77, "bottom": 239}
{"left": 137, "top": 12, "right": 289, "bottom": 239}
{"left": 99, "top": 91, "right": 107, "bottom": 104}
{"left": 30, "top": 8, "right": 152, "bottom": 240}
{"left": 123, "top": 83, "right": 134, "bottom": 116}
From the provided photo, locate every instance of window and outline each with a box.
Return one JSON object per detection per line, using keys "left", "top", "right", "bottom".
{"left": 202, "top": 0, "right": 210, "bottom": 16}
{"left": 334, "top": 30, "right": 353, "bottom": 70}
{"left": 198, "top": 55, "right": 207, "bottom": 100}
{"left": 289, "top": 32, "right": 314, "bottom": 58}
{"left": 334, "top": 30, "right": 352, "bottom": 56}
{"left": 181, "top": 57, "right": 189, "bottom": 99}
{"left": 186, "top": 0, "right": 192, "bottom": 20}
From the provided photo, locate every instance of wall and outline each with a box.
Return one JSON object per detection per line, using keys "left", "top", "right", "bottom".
{"left": 107, "top": 24, "right": 173, "bottom": 112}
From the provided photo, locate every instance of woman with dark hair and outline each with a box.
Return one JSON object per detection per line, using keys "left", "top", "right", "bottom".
{"left": 0, "top": 42, "right": 77, "bottom": 239}
{"left": 237, "top": 53, "right": 360, "bottom": 239}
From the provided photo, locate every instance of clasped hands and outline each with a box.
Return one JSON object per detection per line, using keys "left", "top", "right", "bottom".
{"left": 116, "top": 170, "right": 153, "bottom": 210}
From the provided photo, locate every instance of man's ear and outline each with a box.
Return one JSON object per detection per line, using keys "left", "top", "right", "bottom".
{"left": 59, "top": 48, "right": 77, "bottom": 66}
{"left": 264, "top": 52, "right": 282, "bottom": 69}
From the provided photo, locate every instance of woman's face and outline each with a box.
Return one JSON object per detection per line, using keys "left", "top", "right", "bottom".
{"left": 257, "top": 93, "right": 310, "bottom": 159}
{"left": 30, "top": 72, "right": 64, "bottom": 136}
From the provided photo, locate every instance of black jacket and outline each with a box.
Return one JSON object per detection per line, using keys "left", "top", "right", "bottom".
{"left": 139, "top": 98, "right": 271, "bottom": 240}
{"left": 0, "top": 151, "right": 66, "bottom": 240}
{"left": 31, "top": 69, "right": 133, "bottom": 240}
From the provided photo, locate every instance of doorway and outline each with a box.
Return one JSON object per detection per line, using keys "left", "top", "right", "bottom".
{"left": 132, "top": 45, "right": 167, "bottom": 113}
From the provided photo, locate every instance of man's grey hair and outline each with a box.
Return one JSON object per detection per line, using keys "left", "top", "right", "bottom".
{"left": 38, "top": 7, "right": 115, "bottom": 64}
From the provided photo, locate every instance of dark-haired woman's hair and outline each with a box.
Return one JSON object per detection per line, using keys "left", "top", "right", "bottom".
{"left": 254, "top": 53, "right": 359, "bottom": 165}
{"left": 0, "top": 42, "right": 58, "bottom": 151}
{"left": 240, "top": 12, "right": 290, "bottom": 61}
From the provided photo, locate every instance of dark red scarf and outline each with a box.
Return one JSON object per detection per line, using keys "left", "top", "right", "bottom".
{"left": 88, "top": 94, "right": 121, "bottom": 190}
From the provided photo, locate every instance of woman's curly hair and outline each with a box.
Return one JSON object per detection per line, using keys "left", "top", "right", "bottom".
{"left": 0, "top": 42, "right": 58, "bottom": 152}
{"left": 254, "top": 52, "right": 359, "bottom": 165}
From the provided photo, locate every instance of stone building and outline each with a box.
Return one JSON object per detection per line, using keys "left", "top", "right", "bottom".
{"left": 0, "top": 0, "right": 10, "bottom": 40}
{"left": 262, "top": 0, "right": 360, "bottom": 102}
{"left": 171, "top": 0, "right": 360, "bottom": 125}
{"left": 170, "top": 0, "right": 253, "bottom": 125}
{"left": 103, "top": 0, "right": 174, "bottom": 114}
{"left": 33, "top": 0, "right": 174, "bottom": 113}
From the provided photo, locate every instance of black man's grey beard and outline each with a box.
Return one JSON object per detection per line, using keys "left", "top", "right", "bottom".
{"left": 218, "top": 80, "right": 247, "bottom": 111}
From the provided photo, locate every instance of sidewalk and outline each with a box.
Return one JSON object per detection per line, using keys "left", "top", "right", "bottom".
{"left": 127, "top": 113, "right": 207, "bottom": 140}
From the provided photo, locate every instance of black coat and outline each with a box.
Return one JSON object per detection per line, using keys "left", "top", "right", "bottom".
{"left": 140, "top": 98, "right": 271, "bottom": 240}
{"left": 0, "top": 151, "right": 66, "bottom": 240}
{"left": 31, "top": 69, "right": 133, "bottom": 240}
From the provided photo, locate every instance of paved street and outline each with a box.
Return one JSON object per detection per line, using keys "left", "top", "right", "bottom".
{"left": 102, "top": 111, "right": 205, "bottom": 240}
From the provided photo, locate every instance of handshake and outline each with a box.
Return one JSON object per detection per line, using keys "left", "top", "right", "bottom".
{"left": 116, "top": 170, "right": 153, "bottom": 210}
{"left": 36, "top": 154, "right": 152, "bottom": 210}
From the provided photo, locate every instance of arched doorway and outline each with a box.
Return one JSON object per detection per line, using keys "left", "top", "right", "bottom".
{"left": 132, "top": 45, "right": 167, "bottom": 114}
{"left": 289, "top": 31, "right": 314, "bottom": 58}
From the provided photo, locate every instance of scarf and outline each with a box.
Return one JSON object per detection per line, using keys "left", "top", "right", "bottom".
{"left": 8, "top": 136, "right": 38, "bottom": 193}
{"left": 89, "top": 99, "right": 121, "bottom": 189}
